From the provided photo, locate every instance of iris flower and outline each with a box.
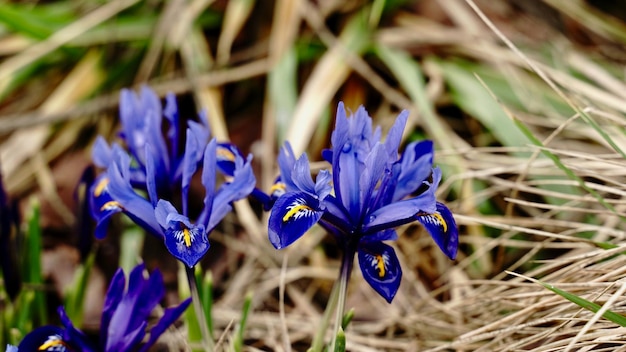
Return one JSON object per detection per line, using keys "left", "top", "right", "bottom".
{"left": 268, "top": 102, "right": 458, "bottom": 302}
{"left": 101, "top": 138, "right": 255, "bottom": 268}
{"left": 89, "top": 86, "right": 211, "bottom": 239}
{"left": 9, "top": 264, "right": 191, "bottom": 352}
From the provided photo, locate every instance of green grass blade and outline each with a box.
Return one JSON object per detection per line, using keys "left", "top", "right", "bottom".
{"left": 233, "top": 291, "right": 253, "bottom": 352}
{"left": 63, "top": 250, "right": 96, "bottom": 328}
{"left": 25, "top": 200, "right": 46, "bottom": 325}
{"left": 538, "top": 280, "right": 626, "bottom": 326}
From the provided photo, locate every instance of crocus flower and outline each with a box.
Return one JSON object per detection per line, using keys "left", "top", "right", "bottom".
{"left": 268, "top": 102, "right": 458, "bottom": 302}
{"left": 9, "top": 264, "right": 191, "bottom": 352}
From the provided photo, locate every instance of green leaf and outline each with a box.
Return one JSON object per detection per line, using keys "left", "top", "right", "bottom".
{"left": 63, "top": 251, "right": 96, "bottom": 328}
{"left": 538, "top": 280, "right": 626, "bottom": 326}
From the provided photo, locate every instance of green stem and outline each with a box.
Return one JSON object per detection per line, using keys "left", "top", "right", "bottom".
{"left": 186, "top": 265, "right": 214, "bottom": 352}
{"left": 329, "top": 249, "right": 354, "bottom": 352}
{"left": 310, "top": 248, "right": 355, "bottom": 352}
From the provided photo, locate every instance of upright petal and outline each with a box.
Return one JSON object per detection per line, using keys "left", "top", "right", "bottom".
{"left": 205, "top": 155, "right": 255, "bottom": 231}
{"left": 268, "top": 192, "right": 323, "bottom": 249}
{"left": 393, "top": 140, "right": 434, "bottom": 201}
{"left": 139, "top": 298, "right": 192, "bottom": 352}
{"left": 100, "top": 268, "right": 126, "bottom": 345}
{"left": 197, "top": 140, "right": 217, "bottom": 226}
{"left": 417, "top": 202, "right": 459, "bottom": 260}
{"left": 357, "top": 241, "right": 402, "bottom": 303}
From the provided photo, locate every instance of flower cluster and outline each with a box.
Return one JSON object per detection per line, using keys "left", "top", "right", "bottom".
{"left": 268, "top": 103, "right": 458, "bottom": 302}
{"left": 89, "top": 86, "right": 256, "bottom": 267}
{"left": 8, "top": 264, "right": 190, "bottom": 352}
{"left": 9, "top": 87, "right": 458, "bottom": 350}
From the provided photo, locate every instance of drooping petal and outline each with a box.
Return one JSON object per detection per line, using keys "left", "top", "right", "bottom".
{"left": 139, "top": 297, "right": 192, "bottom": 352}
{"left": 417, "top": 202, "right": 459, "bottom": 260}
{"left": 357, "top": 241, "right": 402, "bottom": 303}
{"left": 156, "top": 200, "right": 209, "bottom": 267}
{"left": 268, "top": 192, "right": 323, "bottom": 249}
{"left": 215, "top": 142, "right": 242, "bottom": 177}
{"left": 89, "top": 175, "right": 123, "bottom": 239}
{"left": 106, "top": 159, "right": 164, "bottom": 238}
{"left": 16, "top": 326, "right": 70, "bottom": 352}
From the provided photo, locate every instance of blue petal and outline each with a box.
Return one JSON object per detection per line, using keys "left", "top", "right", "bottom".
{"left": 181, "top": 128, "right": 202, "bottom": 216}
{"left": 357, "top": 241, "right": 402, "bottom": 303}
{"left": 164, "top": 222, "right": 209, "bottom": 267}
{"left": 106, "top": 158, "right": 164, "bottom": 238}
{"left": 393, "top": 140, "right": 434, "bottom": 201}
{"left": 89, "top": 175, "right": 123, "bottom": 239}
{"left": 105, "top": 264, "right": 164, "bottom": 351}
{"left": 201, "top": 140, "right": 217, "bottom": 223}
{"left": 362, "top": 190, "right": 436, "bottom": 235}
{"left": 157, "top": 200, "right": 209, "bottom": 267}
{"left": 58, "top": 307, "right": 97, "bottom": 351}
{"left": 277, "top": 142, "right": 298, "bottom": 191}
{"left": 17, "top": 326, "right": 69, "bottom": 352}
{"left": 205, "top": 154, "right": 255, "bottom": 231}
{"left": 163, "top": 93, "right": 179, "bottom": 156}
{"left": 215, "top": 142, "right": 243, "bottom": 177}
{"left": 268, "top": 192, "right": 323, "bottom": 249}
{"left": 139, "top": 297, "right": 192, "bottom": 352}
{"left": 100, "top": 268, "right": 126, "bottom": 344}
{"left": 417, "top": 202, "right": 459, "bottom": 260}
{"left": 92, "top": 136, "right": 113, "bottom": 168}
{"left": 383, "top": 110, "right": 408, "bottom": 157}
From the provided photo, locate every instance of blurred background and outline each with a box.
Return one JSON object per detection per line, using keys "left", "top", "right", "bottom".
{"left": 2, "top": 0, "right": 626, "bottom": 350}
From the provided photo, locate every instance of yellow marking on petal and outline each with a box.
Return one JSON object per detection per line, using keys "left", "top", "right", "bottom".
{"left": 282, "top": 205, "right": 312, "bottom": 222}
{"left": 100, "top": 201, "right": 122, "bottom": 211}
{"left": 38, "top": 339, "right": 65, "bottom": 350}
{"left": 270, "top": 182, "right": 286, "bottom": 194}
{"left": 432, "top": 213, "right": 448, "bottom": 232}
{"left": 94, "top": 177, "right": 110, "bottom": 197}
{"left": 183, "top": 228, "right": 192, "bottom": 247}
{"left": 376, "top": 255, "right": 385, "bottom": 278}
{"left": 217, "top": 147, "right": 236, "bottom": 161}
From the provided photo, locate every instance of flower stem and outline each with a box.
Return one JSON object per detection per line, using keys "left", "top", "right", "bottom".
{"left": 310, "top": 248, "right": 355, "bottom": 352}
{"left": 329, "top": 249, "right": 354, "bottom": 352}
{"left": 186, "top": 265, "right": 214, "bottom": 352}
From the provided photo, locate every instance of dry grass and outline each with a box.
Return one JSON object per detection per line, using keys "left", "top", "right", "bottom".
{"left": 2, "top": 0, "right": 626, "bottom": 350}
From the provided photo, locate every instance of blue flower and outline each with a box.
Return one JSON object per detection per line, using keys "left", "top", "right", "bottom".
{"left": 89, "top": 87, "right": 211, "bottom": 238}
{"left": 268, "top": 102, "right": 458, "bottom": 302}
{"left": 10, "top": 264, "right": 190, "bottom": 352}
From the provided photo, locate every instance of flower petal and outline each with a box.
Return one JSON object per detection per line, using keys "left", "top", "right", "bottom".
{"left": 215, "top": 142, "right": 242, "bottom": 177}
{"left": 268, "top": 192, "right": 323, "bottom": 249}
{"left": 357, "top": 241, "right": 402, "bottom": 303}
{"left": 100, "top": 267, "right": 126, "bottom": 344}
{"left": 58, "top": 307, "right": 97, "bottom": 351}
{"left": 393, "top": 140, "right": 434, "bottom": 201}
{"left": 139, "top": 297, "right": 192, "bottom": 352}
{"left": 106, "top": 157, "right": 164, "bottom": 238}
{"left": 156, "top": 200, "right": 209, "bottom": 267}
{"left": 417, "top": 202, "right": 459, "bottom": 260}
{"left": 17, "top": 326, "right": 70, "bottom": 352}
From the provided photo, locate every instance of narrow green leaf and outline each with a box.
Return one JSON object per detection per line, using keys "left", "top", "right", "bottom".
{"left": 233, "top": 291, "right": 253, "bottom": 352}
{"left": 63, "top": 251, "right": 96, "bottom": 328}
{"left": 25, "top": 201, "right": 46, "bottom": 325}
{"left": 202, "top": 271, "right": 214, "bottom": 337}
{"left": 333, "top": 328, "right": 346, "bottom": 352}
{"left": 341, "top": 308, "right": 354, "bottom": 330}
{"left": 538, "top": 280, "right": 626, "bottom": 326}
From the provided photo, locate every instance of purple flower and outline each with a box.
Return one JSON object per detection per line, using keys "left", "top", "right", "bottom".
{"left": 12, "top": 264, "right": 190, "bottom": 352}
{"left": 268, "top": 102, "right": 458, "bottom": 302}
